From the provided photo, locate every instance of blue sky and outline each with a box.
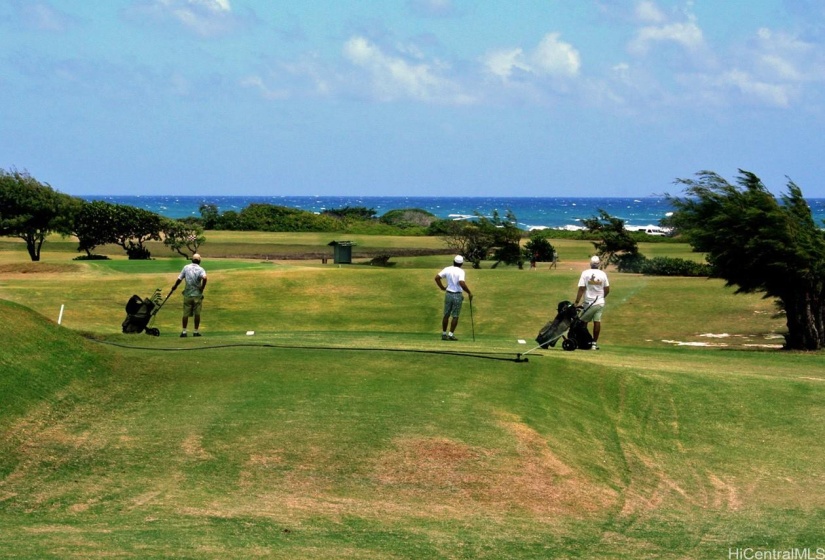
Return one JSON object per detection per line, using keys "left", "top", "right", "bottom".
{"left": 2, "top": 0, "right": 825, "bottom": 197}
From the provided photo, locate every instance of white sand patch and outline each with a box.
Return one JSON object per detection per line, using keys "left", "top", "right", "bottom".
{"left": 662, "top": 340, "right": 729, "bottom": 347}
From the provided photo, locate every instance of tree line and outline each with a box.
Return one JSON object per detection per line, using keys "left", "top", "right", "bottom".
{"left": 0, "top": 169, "right": 203, "bottom": 261}
{"left": 3, "top": 167, "right": 824, "bottom": 349}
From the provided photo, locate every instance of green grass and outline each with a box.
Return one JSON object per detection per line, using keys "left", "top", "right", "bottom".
{"left": 0, "top": 237, "right": 823, "bottom": 559}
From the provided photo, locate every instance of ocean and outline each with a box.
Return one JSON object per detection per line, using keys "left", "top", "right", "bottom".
{"left": 79, "top": 195, "right": 825, "bottom": 231}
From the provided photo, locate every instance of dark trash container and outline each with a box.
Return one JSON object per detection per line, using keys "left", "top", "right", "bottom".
{"left": 328, "top": 240, "right": 355, "bottom": 264}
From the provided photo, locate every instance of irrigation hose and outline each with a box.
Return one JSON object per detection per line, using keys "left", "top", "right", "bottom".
{"left": 88, "top": 337, "right": 537, "bottom": 363}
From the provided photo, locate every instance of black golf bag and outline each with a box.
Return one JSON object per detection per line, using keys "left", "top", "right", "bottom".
{"left": 535, "top": 300, "right": 595, "bottom": 351}
{"left": 122, "top": 290, "right": 166, "bottom": 336}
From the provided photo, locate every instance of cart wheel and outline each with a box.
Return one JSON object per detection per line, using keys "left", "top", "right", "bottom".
{"left": 562, "top": 338, "right": 577, "bottom": 351}
{"left": 146, "top": 328, "right": 160, "bottom": 337}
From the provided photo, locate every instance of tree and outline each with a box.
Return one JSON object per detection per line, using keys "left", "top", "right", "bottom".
{"left": 488, "top": 210, "right": 524, "bottom": 268}
{"left": 110, "top": 204, "right": 165, "bottom": 259}
{"left": 437, "top": 210, "right": 523, "bottom": 268}
{"left": 522, "top": 230, "right": 556, "bottom": 263}
{"left": 199, "top": 203, "right": 220, "bottom": 229}
{"left": 163, "top": 219, "right": 205, "bottom": 258}
{"left": 669, "top": 170, "right": 825, "bottom": 350}
{"left": 580, "top": 210, "right": 638, "bottom": 267}
{"left": 72, "top": 200, "right": 118, "bottom": 257}
{"left": 0, "top": 169, "right": 74, "bottom": 261}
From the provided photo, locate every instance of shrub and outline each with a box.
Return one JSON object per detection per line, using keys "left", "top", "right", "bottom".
{"left": 380, "top": 208, "right": 438, "bottom": 228}
{"left": 73, "top": 254, "right": 110, "bottom": 261}
{"left": 618, "top": 254, "right": 712, "bottom": 277}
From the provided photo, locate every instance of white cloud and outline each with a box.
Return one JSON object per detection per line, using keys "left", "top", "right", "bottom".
{"left": 635, "top": 0, "right": 666, "bottom": 24}
{"left": 483, "top": 48, "right": 530, "bottom": 80}
{"left": 126, "top": 0, "right": 244, "bottom": 37}
{"left": 753, "top": 28, "right": 817, "bottom": 82}
{"left": 718, "top": 69, "right": 795, "bottom": 107}
{"left": 343, "top": 35, "right": 473, "bottom": 104}
{"left": 484, "top": 33, "right": 581, "bottom": 81}
{"left": 628, "top": 18, "right": 704, "bottom": 55}
{"left": 532, "top": 33, "right": 581, "bottom": 77}
{"left": 703, "top": 27, "right": 825, "bottom": 108}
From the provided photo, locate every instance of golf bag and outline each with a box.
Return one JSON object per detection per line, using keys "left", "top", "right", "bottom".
{"left": 535, "top": 300, "right": 595, "bottom": 351}
{"left": 122, "top": 289, "right": 167, "bottom": 336}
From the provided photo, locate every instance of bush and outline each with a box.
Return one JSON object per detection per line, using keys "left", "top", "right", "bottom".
{"left": 322, "top": 206, "right": 377, "bottom": 220}
{"left": 366, "top": 255, "right": 395, "bottom": 267}
{"left": 522, "top": 231, "right": 555, "bottom": 262}
{"left": 237, "top": 204, "right": 340, "bottom": 232}
{"left": 618, "top": 254, "right": 712, "bottom": 277}
{"left": 380, "top": 208, "right": 438, "bottom": 228}
{"left": 72, "top": 254, "right": 110, "bottom": 261}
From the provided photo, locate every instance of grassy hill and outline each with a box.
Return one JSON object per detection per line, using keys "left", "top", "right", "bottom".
{"left": 1, "top": 241, "right": 824, "bottom": 558}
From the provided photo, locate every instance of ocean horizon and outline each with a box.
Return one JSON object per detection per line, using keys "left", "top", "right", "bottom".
{"left": 79, "top": 195, "right": 825, "bottom": 231}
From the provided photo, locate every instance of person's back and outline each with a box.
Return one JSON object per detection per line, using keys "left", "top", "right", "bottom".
{"left": 575, "top": 255, "right": 609, "bottom": 349}
{"left": 181, "top": 262, "right": 207, "bottom": 297}
{"left": 172, "top": 254, "right": 207, "bottom": 337}
{"left": 435, "top": 255, "right": 472, "bottom": 341}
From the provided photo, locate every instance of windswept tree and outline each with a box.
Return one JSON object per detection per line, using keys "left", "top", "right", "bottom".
{"left": 436, "top": 210, "right": 522, "bottom": 268}
{"left": 581, "top": 210, "right": 638, "bottom": 267}
{"left": 72, "top": 200, "right": 119, "bottom": 257}
{"left": 522, "top": 230, "right": 556, "bottom": 263}
{"left": 0, "top": 168, "right": 75, "bottom": 261}
{"left": 669, "top": 170, "right": 825, "bottom": 350}
{"left": 163, "top": 219, "right": 205, "bottom": 258}
{"left": 110, "top": 204, "right": 165, "bottom": 259}
{"left": 488, "top": 210, "right": 524, "bottom": 268}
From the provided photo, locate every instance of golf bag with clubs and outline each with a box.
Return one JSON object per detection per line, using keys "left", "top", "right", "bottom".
{"left": 535, "top": 300, "right": 595, "bottom": 351}
{"left": 122, "top": 288, "right": 169, "bottom": 337}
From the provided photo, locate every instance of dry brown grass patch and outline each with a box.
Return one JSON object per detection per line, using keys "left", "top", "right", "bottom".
{"left": 0, "top": 262, "right": 82, "bottom": 275}
{"left": 374, "top": 421, "right": 617, "bottom": 519}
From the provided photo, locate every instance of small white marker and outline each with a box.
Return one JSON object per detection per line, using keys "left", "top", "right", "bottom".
{"left": 246, "top": 331, "right": 255, "bottom": 336}
{"left": 58, "top": 304, "right": 65, "bottom": 325}
{"left": 517, "top": 339, "right": 526, "bottom": 344}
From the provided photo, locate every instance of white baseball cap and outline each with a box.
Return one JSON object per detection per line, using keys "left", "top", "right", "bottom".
{"left": 590, "top": 255, "right": 600, "bottom": 265}
{"left": 192, "top": 253, "right": 202, "bottom": 262}
{"left": 454, "top": 255, "right": 464, "bottom": 264}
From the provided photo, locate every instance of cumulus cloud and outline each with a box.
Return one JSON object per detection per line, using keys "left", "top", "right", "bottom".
{"left": 125, "top": 0, "right": 248, "bottom": 37}
{"left": 342, "top": 35, "right": 473, "bottom": 104}
{"left": 708, "top": 27, "right": 825, "bottom": 108}
{"left": 483, "top": 33, "right": 581, "bottom": 81}
{"left": 718, "top": 69, "right": 795, "bottom": 107}
{"left": 634, "top": 0, "right": 666, "bottom": 24}
{"left": 628, "top": 15, "right": 704, "bottom": 55}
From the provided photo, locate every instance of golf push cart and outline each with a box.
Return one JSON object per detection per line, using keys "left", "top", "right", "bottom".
{"left": 535, "top": 300, "right": 596, "bottom": 351}
{"left": 121, "top": 288, "right": 173, "bottom": 337}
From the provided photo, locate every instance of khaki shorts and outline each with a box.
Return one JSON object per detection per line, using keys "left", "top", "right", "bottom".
{"left": 443, "top": 291, "right": 464, "bottom": 318}
{"left": 183, "top": 295, "right": 203, "bottom": 317}
{"left": 580, "top": 302, "right": 604, "bottom": 322}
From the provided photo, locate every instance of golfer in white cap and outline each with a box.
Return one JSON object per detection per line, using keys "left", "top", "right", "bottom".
{"left": 171, "top": 253, "right": 208, "bottom": 337}
{"left": 434, "top": 255, "right": 473, "bottom": 341}
{"left": 574, "top": 255, "right": 610, "bottom": 349}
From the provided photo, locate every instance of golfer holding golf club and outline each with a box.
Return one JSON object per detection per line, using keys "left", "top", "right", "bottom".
{"left": 435, "top": 255, "right": 473, "bottom": 341}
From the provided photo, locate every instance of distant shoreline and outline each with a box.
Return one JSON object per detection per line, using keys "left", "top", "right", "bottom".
{"left": 76, "top": 194, "right": 825, "bottom": 231}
